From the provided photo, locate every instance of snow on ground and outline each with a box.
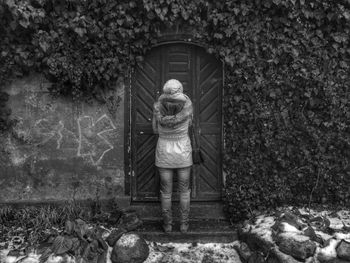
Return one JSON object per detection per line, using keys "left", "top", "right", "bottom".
{"left": 2, "top": 207, "right": 350, "bottom": 263}
{"left": 0, "top": 241, "right": 242, "bottom": 263}
{"left": 145, "top": 241, "right": 242, "bottom": 263}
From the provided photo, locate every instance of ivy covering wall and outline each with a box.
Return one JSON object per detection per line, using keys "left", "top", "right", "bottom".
{"left": 0, "top": 0, "right": 349, "bottom": 221}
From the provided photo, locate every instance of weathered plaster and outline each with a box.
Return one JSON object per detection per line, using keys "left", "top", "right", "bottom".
{"left": 0, "top": 74, "right": 126, "bottom": 202}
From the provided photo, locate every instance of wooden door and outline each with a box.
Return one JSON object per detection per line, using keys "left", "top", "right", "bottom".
{"left": 131, "top": 43, "right": 222, "bottom": 201}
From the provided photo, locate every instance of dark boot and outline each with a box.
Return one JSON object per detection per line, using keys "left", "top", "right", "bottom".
{"left": 179, "top": 190, "right": 190, "bottom": 233}
{"left": 160, "top": 191, "right": 172, "bottom": 233}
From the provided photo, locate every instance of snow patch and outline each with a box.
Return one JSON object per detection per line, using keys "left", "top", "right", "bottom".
{"left": 106, "top": 246, "right": 113, "bottom": 263}
{"left": 279, "top": 232, "right": 310, "bottom": 242}
{"left": 249, "top": 216, "right": 275, "bottom": 243}
{"left": 21, "top": 253, "right": 42, "bottom": 263}
{"left": 329, "top": 217, "right": 345, "bottom": 230}
{"left": 315, "top": 230, "right": 333, "bottom": 241}
{"left": 316, "top": 238, "right": 339, "bottom": 260}
{"left": 116, "top": 233, "right": 140, "bottom": 247}
{"left": 255, "top": 215, "right": 275, "bottom": 227}
{"left": 144, "top": 241, "right": 242, "bottom": 263}
{"left": 334, "top": 232, "right": 350, "bottom": 241}
{"left": 281, "top": 222, "right": 302, "bottom": 233}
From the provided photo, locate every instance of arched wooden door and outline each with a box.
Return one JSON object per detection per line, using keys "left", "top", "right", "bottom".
{"left": 130, "top": 43, "right": 223, "bottom": 201}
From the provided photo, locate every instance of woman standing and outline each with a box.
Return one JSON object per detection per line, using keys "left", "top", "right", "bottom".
{"left": 152, "top": 79, "right": 193, "bottom": 233}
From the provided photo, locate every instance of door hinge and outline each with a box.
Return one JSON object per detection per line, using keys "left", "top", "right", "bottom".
{"left": 132, "top": 170, "right": 135, "bottom": 177}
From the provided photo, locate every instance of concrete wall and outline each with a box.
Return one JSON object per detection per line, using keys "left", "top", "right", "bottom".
{"left": 0, "top": 74, "right": 127, "bottom": 203}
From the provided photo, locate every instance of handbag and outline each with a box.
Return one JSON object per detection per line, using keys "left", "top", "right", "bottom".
{"left": 190, "top": 124, "right": 204, "bottom": 164}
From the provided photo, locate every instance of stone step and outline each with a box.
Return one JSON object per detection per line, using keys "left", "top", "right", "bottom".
{"left": 130, "top": 201, "right": 227, "bottom": 220}
{"left": 135, "top": 219, "right": 238, "bottom": 243}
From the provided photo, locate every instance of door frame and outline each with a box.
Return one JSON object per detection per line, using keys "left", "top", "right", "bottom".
{"left": 124, "top": 40, "right": 225, "bottom": 202}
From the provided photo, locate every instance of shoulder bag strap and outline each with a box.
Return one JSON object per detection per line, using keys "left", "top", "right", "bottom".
{"left": 190, "top": 124, "right": 198, "bottom": 149}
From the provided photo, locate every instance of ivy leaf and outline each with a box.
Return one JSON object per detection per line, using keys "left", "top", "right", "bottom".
{"left": 5, "top": 0, "right": 15, "bottom": 8}
{"left": 181, "top": 10, "right": 189, "bottom": 20}
{"left": 343, "top": 11, "right": 350, "bottom": 20}
{"left": 39, "top": 41, "right": 49, "bottom": 52}
{"left": 19, "top": 18, "right": 30, "bottom": 28}
{"left": 214, "top": 33, "right": 223, "bottom": 39}
{"left": 155, "top": 7, "right": 161, "bottom": 15}
{"left": 74, "top": 27, "right": 87, "bottom": 37}
{"left": 129, "top": 1, "right": 136, "bottom": 8}
{"left": 339, "top": 61, "right": 348, "bottom": 69}
{"left": 263, "top": 1, "right": 272, "bottom": 8}
{"left": 331, "top": 33, "right": 348, "bottom": 43}
{"left": 234, "top": 96, "right": 241, "bottom": 102}
{"left": 269, "top": 91, "right": 276, "bottom": 99}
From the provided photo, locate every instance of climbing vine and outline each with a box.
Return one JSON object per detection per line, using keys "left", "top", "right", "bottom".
{"left": 1, "top": 0, "right": 350, "bottom": 221}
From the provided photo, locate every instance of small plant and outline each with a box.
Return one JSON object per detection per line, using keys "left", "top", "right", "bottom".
{"left": 0, "top": 202, "right": 84, "bottom": 246}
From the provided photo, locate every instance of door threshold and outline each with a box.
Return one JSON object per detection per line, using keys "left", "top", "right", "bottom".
{"left": 130, "top": 201, "right": 227, "bottom": 220}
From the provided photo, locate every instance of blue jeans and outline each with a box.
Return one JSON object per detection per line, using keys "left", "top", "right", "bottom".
{"left": 159, "top": 167, "right": 191, "bottom": 195}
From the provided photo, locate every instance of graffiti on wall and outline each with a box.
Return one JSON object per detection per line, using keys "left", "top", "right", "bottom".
{"left": 34, "top": 119, "right": 67, "bottom": 149}
{"left": 5, "top": 80, "right": 123, "bottom": 167}
{"left": 9, "top": 113, "right": 118, "bottom": 166}
{"left": 77, "top": 114, "right": 117, "bottom": 165}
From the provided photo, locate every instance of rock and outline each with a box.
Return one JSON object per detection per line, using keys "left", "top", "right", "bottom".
{"left": 319, "top": 259, "right": 350, "bottom": 263}
{"left": 111, "top": 233, "right": 149, "bottom": 263}
{"left": 109, "top": 210, "right": 123, "bottom": 225}
{"left": 98, "top": 250, "right": 107, "bottom": 263}
{"left": 332, "top": 260, "right": 350, "bottom": 263}
{"left": 272, "top": 221, "right": 302, "bottom": 234}
{"left": 233, "top": 241, "right": 253, "bottom": 262}
{"left": 247, "top": 251, "right": 265, "bottom": 263}
{"left": 305, "top": 257, "right": 321, "bottom": 263}
{"left": 276, "top": 232, "right": 317, "bottom": 260}
{"left": 106, "top": 228, "right": 127, "bottom": 247}
{"left": 6, "top": 250, "right": 22, "bottom": 257}
{"left": 337, "top": 240, "right": 350, "bottom": 261}
{"left": 279, "top": 211, "right": 307, "bottom": 230}
{"left": 266, "top": 246, "right": 301, "bottom": 263}
{"left": 315, "top": 231, "right": 333, "bottom": 246}
{"left": 120, "top": 210, "right": 143, "bottom": 231}
{"left": 304, "top": 226, "right": 324, "bottom": 245}
{"left": 238, "top": 223, "right": 274, "bottom": 254}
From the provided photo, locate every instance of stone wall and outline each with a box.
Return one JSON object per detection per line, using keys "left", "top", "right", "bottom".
{"left": 0, "top": 74, "right": 126, "bottom": 202}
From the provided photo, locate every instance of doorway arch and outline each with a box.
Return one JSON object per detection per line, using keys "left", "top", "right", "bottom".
{"left": 128, "top": 42, "right": 223, "bottom": 202}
